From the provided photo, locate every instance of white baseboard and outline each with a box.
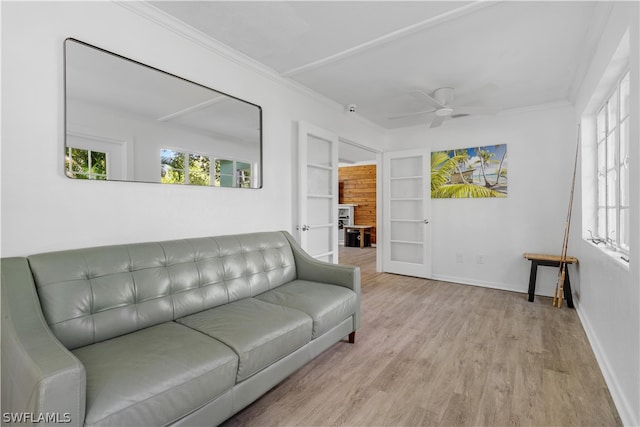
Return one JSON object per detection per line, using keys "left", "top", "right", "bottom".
{"left": 431, "top": 274, "right": 526, "bottom": 295}
{"left": 575, "top": 302, "right": 638, "bottom": 427}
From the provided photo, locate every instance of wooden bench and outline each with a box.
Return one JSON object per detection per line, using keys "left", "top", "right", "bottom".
{"left": 523, "top": 253, "right": 578, "bottom": 308}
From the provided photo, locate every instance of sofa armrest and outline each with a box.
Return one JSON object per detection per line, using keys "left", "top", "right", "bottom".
{"left": 282, "top": 232, "right": 360, "bottom": 330}
{"left": 1, "top": 258, "right": 86, "bottom": 427}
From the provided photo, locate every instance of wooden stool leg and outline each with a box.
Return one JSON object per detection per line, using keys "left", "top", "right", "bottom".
{"left": 563, "top": 268, "right": 575, "bottom": 309}
{"left": 528, "top": 261, "right": 538, "bottom": 302}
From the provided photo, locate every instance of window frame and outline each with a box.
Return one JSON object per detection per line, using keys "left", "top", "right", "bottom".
{"left": 594, "top": 69, "right": 630, "bottom": 257}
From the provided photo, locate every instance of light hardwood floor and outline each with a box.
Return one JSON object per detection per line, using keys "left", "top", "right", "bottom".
{"left": 223, "top": 246, "right": 621, "bottom": 426}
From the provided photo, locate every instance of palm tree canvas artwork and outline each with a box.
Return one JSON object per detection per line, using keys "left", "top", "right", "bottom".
{"left": 431, "top": 144, "right": 507, "bottom": 198}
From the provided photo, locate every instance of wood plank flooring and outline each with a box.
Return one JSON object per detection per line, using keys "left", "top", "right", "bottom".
{"left": 222, "top": 246, "right": 621, "bottom": 427}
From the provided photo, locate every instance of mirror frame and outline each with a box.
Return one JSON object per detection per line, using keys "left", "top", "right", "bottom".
{"left": 64, "top": 38, "right": 263, "bottom": 189}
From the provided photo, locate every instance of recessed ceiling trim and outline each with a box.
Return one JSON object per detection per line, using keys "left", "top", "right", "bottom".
{"left": 156, "top": 95, "right": 226, "bottom": 122}
{"left": 282, "top": 0, "right": 503, "bottom": 78}
{"left": 115, "top": 1, "right": 387, "bottom": 132}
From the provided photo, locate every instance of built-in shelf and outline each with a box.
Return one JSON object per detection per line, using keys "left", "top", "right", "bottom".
{"left": 338, "top": 204, "right": 356, "bottom": 245}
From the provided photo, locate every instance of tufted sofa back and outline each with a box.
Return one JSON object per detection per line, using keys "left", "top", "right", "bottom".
{"left": 27, "top": 231, "right": 297, "bottom": 350}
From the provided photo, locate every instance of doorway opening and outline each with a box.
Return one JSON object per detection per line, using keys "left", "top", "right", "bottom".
{"left": 338, "top": 138, "right": 380, "bottom": 273}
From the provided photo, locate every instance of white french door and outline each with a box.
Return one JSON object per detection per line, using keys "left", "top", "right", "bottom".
{"left": 297, "top": 122, "right": 339, "bottom": 263}
{"left": 383, "top": 149, "right": 431, "bottom": 278}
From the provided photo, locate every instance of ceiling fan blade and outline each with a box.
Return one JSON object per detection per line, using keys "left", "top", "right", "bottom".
{"left": 430, "top": 115, "right": 446, "bottom": 128}
{"left": 388, "top": 108, "right": 436, "bottom": 120}
{"left": 410, "top": 89, "right": 444, "bottom": 108}
{"left": 453, "top": 106, "right": 501, "bottom": 116}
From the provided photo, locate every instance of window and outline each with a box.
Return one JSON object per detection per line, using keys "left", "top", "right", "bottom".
{"left": 594, "top": 70, "right": 630, "bottom": 255}
{"left": 161, "top": 149, "right": 253, "bottom": 188}
{"left": 65, "top": 147, "right": 108, "bottom": 180}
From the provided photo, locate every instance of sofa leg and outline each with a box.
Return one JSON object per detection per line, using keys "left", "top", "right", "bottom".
{"left": 348, "top": 332, "right": 356, "bottom": 344}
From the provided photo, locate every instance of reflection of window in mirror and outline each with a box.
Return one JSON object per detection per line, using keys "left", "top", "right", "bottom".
{"left": 214, "top": 159, "right": 253, "bottom": 188}
{"left": 161, "top": 149, "right": 210, "bottom": 186}
{"left": 161, "top": 148, "right": 253, "bottom": 188}
{"left": 65, "top": 147, "right": 108, "bottom": 180}
{"left": 65, "top": 39, "right": 262, "bottom": 188}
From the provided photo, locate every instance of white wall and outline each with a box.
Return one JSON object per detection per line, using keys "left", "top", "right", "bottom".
{"left": 572, "top": 3, "right": 639, "bottom": 426}
{"left": 384, "top": 4, "right": 640, "bottom": 423}
{"left": 0, "top": 1, "right": 384, "bottom": 257}
{"left": 386, "top": 104, "right": 577, "bottom": 297}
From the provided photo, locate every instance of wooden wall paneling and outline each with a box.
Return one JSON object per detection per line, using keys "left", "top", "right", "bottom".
{"left": 339, "top": 165, "right": 377, "bottom": 244}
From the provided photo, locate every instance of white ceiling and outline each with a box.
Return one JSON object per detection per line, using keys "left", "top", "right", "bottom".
{"left": 150, "top": 1, "right": 608, "bottom": 131}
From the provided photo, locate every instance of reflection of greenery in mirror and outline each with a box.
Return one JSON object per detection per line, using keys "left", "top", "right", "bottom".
{"left": 65, "top": 38, "right": 263, "bottom": 188}
{"left": 161, "top": 149, "right": 185, "bottom": 184}
{"left": 161, "top": 148, "right": 253, "bottom": 188}
{"left": 188, "top": 155, "right": 211, "bottom": 186}
{"left": 65, "top": 147, "right": 107, "bottom": 180}
{"left": 160, "top": 149, "right": 210, "bottom": 186}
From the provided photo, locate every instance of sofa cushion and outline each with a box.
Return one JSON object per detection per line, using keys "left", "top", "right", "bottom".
{"left": 72, "top": 322, "right": 238, "bottom": 427}
{"left": 255, "top": 280, "right": 357, "bottom": 339}
{"left": 27, "top": 231, "right": 297, "bottom": 350}
{"left": 177, "top": 298, "right": 312, "bottom": 382}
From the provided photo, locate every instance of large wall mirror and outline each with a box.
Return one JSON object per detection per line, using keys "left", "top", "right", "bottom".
{"left": 64, "top": 38, "right": 262, "bottom": 188}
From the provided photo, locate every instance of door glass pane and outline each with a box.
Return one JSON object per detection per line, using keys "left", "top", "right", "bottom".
{"left": 307, "top": 135, "right": 332, "bottom": 166}
{"left": 391, "top": 221, "right": 423, "bottom": 242}
{"left": 391, "top": 200, "right": 422, "bottom": 220}
{"left": 390, "top": 242, "right": 423, "bottom": 264}
{"left": 307, "top": 166, "right": 331, "bottom": 195}
{"left": 390, "top": 156, "right": 421, "bottom": 177}
{"left": 307, "top": 227, "right": 332, "bottom": 256}
{"left": 391, "top": 177, "right": 422, "bottom": 198}
{"left": 308, "top": 197, "right": 332, "bottom": 225}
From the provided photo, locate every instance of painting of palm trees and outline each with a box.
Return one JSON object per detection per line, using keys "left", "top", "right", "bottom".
{"left": 431, "top": 145, "right": 507, "bottom": 198}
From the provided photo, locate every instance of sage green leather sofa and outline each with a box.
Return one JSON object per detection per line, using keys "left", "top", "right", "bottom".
{"left": 1, "top": 231, "right": 360, "bottom": 426}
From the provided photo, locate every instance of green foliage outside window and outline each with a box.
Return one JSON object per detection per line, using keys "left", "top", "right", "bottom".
{"left": 65, "top": 147, "right": 107, "bottom": 180}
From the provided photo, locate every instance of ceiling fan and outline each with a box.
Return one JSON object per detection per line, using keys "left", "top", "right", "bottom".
{"left": 389, "top": 87, "right": 499, "bottom": 128}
